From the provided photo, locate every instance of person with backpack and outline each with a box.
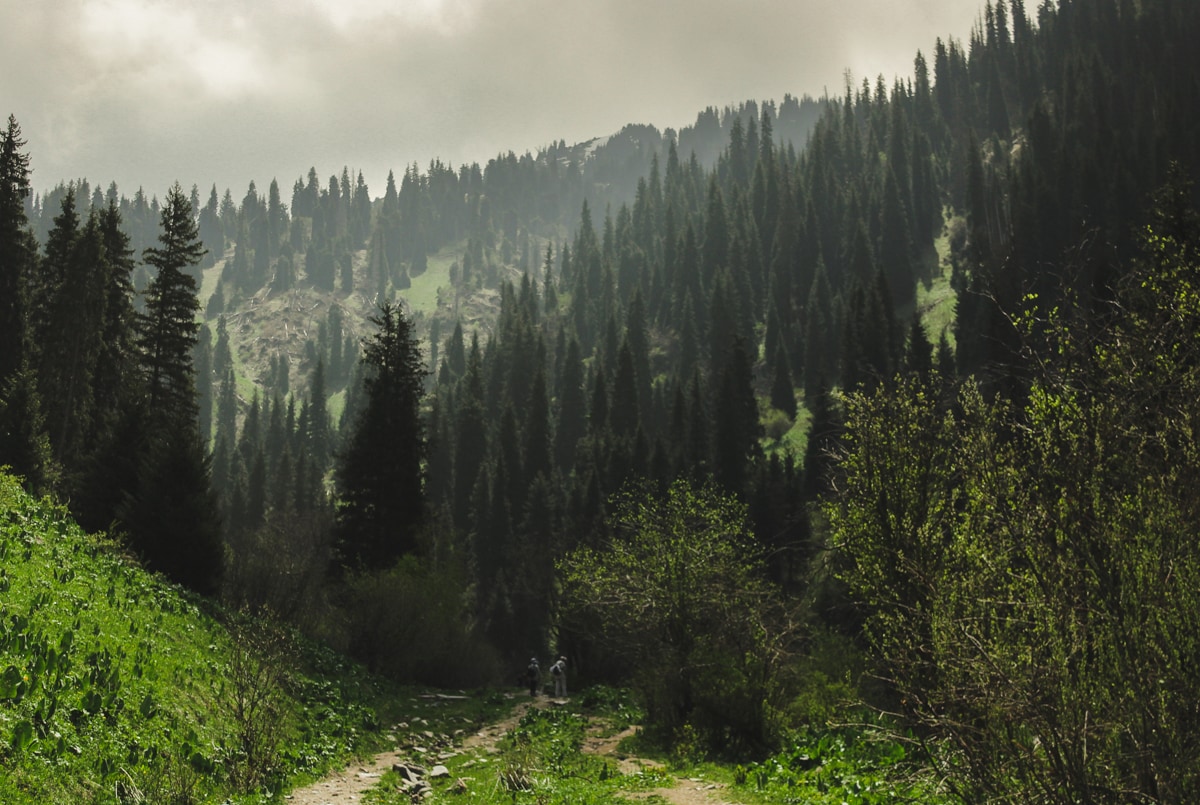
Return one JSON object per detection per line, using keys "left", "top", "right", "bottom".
{"left": 550, "top": 656, "right": 567, "bottom": 698}
{"left": 525, "top": 658, "right": 541, "bottom": 696}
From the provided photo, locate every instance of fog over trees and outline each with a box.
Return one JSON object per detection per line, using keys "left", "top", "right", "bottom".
{"left": 4, "top": 0, "right": 1200, "bottom": 799}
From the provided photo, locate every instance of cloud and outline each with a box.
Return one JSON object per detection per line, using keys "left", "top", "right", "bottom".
{"left": 0, "top": 0, "right": 981, "bottom": 199}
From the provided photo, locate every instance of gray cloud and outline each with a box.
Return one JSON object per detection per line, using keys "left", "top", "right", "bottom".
{"left": 1, "top": 0, "right": 980, "bottom": 200}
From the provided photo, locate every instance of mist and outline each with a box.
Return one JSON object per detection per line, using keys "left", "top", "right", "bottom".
{"left": 1, "top": 0, "right": 981, "bottom": 199}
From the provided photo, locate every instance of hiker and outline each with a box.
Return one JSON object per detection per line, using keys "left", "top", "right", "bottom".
{"left": 525, "top": 657, "right": 541, "bottom": 696}
{"left": 550, "top": 655, "right": 567, "bottom": 698}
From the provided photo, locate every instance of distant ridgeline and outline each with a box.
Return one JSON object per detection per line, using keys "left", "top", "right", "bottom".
{"left": 1, "top": 0, "right": 1198, "bottom": 731}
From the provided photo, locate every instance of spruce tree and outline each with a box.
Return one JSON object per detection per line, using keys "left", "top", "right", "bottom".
{"left": 37, "top": 193, "right": 108, "bottom": 473}
{"left": 139, "top": 183, "right": 206, "bottom": 423}
{"left": 335, "top": 302, "right": 428, "bottom": 567}
{"left": 713, "top": 337, "right": 762, "bottom": 494}
{"left": 769, "top": 342, "right": 798, "bottom": 419}
{"left": 454, "top": 336, "right": 488, "bottom": 529}
{"left": 0, "top": 115, "right": 34, "bottom": 390}
{"left": 122, "top": 183, "right": 223, "bottom": 594}
{"left": 0, "top": 117, "right": 46, "bottom": 488}
{"left": 554, "top": 337, "right": 587, "bottom": 473}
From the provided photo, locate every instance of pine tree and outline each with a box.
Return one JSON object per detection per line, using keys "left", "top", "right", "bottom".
{"left": 0, "top": 116, "right": 41, "bottom": 485}
{"left": 307, "top": 359, "right": 331, "bottom": 471}
{"left": 769, "top": 342, "right": 798, "bottom": 419}
{"left": 454, "top": 335, "right": 488, "bottom": 529}
{"left": 878, "top": 167, "right": 916, "bottom": 307}
{"left": 609, "top": 339, "right": 640, "bottom": 439}
{"left": 120, "top": 426, "right": 223, "bottom": 594}
{"left": 902, "top": 311, "right": 934, "bottom": 378}
{"left": 335, "top": 302, "right": 428, "bottom": 567}
{"left": 523, "top": 365, "right": 553, "bottom": 485}
{"left": 122, "top": 183, "right": 222, "bottom": 594}
{"left": 0, "top": 116, "right": 34, "bottom": 388}
{"left": 555, "top": 337, "right": 587, "bottom": 473}
{"left": 139, "top": 183, "right": 206, "bottom": 425}
{"left": 37, "top": 192, "right": 108, "bottom": 473}
{"left": 74, "top": 199, "right": 142, "bottom": 525}
{"left": 713, "top": 337, "right": 761, "bottom": 494}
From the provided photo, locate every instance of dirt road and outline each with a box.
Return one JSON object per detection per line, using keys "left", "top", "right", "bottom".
{"left": 284, "top": 694, "right": 732, "bottom": 805}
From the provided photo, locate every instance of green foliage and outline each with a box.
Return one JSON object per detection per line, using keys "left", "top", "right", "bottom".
{"left": 341, "top": 556, "right": 502, "bottom": 687}
{"left": 737, "top": 724, "right": 955, "bottom": 804}
{"left": 761, "top": 406, "right": 794, "bottom": 443}
{"left": 366, "top": 702, "right": 671, "bottom": 805}
{"left": 561, "top": 479, "right": 800, "bottom": 753}
{"left": 222, "top": 613, "right": 295, "bottom": 793}
{"left": 575, "top": 684, "right": 642, "bottom": 729}
{"left": 830, "top": 222, "right": 1200, "bottom": 800}
{"left": 334, "top": 301, "right": 427, "bottom": 568}
{"left": 0, "top": 472, "right": 391, "bottom": 804}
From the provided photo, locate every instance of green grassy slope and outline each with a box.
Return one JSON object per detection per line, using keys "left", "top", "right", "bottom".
{"left": 0, "top": 472, "right": 385, "bottom": 804}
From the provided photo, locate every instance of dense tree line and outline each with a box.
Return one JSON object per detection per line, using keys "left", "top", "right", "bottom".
{"left": 4, "top": 0, "right": 1200, "bottom": 790}
{"left": 0, "top": 125, "right": 221, "bottom": 592}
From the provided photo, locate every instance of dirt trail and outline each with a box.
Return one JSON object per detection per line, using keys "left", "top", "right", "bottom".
{"left": 579, "top": 722, "right": 732, "bottom": 805}
{"left": 284, "top": 696, "right": 542, "bottom": 805}
{"left": 282, "top": 747, "right": 403, "bottom": 804}
{"left": 284, "top": 694, "right": 732, "bottom": 805}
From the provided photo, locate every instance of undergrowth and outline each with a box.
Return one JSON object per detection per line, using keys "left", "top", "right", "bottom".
{"left": 0, "top": 472, "right": 385, "bottom": 804}
{"left": 732, "top": 723, "right": 957, "bottom": 804}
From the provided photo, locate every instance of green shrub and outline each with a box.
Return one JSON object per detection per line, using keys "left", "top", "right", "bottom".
{"left": 341, "top": 555, "right": 501, "bottom": 686}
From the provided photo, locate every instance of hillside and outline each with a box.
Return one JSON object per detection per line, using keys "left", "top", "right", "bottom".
{"left": 0, "top": 471, "right": 387, "bottom": 804}
{"left": 5, "top": 0, "right": 1200, "bottom": 800}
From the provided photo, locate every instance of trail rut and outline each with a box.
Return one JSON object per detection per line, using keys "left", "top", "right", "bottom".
{"left": 284, "top": 694, "right": 733, "bottom": 805}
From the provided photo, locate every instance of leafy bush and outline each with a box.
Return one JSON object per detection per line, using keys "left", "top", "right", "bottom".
{"left": 341, "top": 555, "right": 502, "bottom": 687}
{"left": 762, "top": 406, "right": 794, "bottom": 442}
{"left": 560, "top": 479, "right": 801, "bottom": 755}
{"left": 738, "top": 724, "right": 955, "bottom": 804}
{"left": 830, "top": 220, "right": 1200, "bottom": 799}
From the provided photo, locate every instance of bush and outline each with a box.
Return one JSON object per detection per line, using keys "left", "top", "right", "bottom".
{"left": 222, "top": 612, "right": 295, "bottom": 793}
{"left": 762, "top": 407, "right": 794, "bottom": 442}
{"left": 341, "top": 555, "right": 501, "bottom": 687}
{"left": 561, "top": 480, "right": 802, "bottom": 755}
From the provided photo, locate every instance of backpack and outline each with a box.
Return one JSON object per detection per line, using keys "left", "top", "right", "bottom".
{"left": 551, "top": 663, "right": 562, "bottom": 676}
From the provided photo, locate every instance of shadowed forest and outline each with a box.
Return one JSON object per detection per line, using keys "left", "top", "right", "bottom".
{"left": 4, "top": 0, "right": 1200, "bottom": 801}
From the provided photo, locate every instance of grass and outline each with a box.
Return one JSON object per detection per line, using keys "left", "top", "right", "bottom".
{"left": 916, "top": 220, "right": 959, "bottom": 349}
{"left": 0, "top": 478, "right": 958, "bottom": 805}
{"left": 401, "top": 246, "right": 458, "bottom": 316}
{"left": 726, "top": 724, "right": 957, "bottom": 804}
{"left": 364, "top": 690, "right": 673, "bottom": 805}
{"left": 762, "top": 396, "right": 812, "bottom": 459}
{"left": 0, "top": 471, "right": 409, "bottom": 804}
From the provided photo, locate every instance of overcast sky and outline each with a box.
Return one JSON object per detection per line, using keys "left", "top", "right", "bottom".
{"left": 2, "top": 0, "right": 980, "bottom": 202}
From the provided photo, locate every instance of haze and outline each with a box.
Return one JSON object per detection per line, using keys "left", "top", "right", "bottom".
{"left": 2, "top": 0, "right": 981, "bottom": 200}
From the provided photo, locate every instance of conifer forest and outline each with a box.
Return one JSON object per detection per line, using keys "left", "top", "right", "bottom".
{"left": 4, "top": 0, "right": 1200, "bottom": 800}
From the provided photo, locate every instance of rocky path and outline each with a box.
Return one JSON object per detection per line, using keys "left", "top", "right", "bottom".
{"left": 284, "top": 694, "right": 732, "bottom": 805}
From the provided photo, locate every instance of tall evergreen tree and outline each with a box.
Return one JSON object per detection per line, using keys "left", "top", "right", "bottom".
{"left": 122, "top": 184, "right": 222, "bottom": 593}
{"left": 37, "top": 191, "right": 108, "bottom": 473}
{"left": 713, "top": 337, "right": 761, "bottom": 494}
{"left": 0, "top": 116, "right": 47, "bottom": 488}
{"left": 555, "top": 337, "right": 587, "bottom": 473}
{"left": 769, "top": 342, "right": 798, "bottom": 419}
{"left": 0, "top": 115, "right": 34, "bottom": 390}
{"left": 335, "top": 302, "right": 428, "bottom": 567}
{"left": 138, "top": 183, "right": 206, "bottom": 424}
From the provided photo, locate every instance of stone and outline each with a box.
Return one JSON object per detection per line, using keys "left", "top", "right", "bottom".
{"left": 430, "top": 764, "right": 450, "bottom": 778}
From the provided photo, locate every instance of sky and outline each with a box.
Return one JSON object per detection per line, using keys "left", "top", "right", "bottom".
{"left": 2, "top": 0, "right": 981, "bottom": 202}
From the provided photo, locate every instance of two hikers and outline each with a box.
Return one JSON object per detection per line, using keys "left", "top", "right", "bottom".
{"left": 523, "top": 655, "right": 567, "bottom": 698}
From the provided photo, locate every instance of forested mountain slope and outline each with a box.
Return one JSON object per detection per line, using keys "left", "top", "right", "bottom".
{"left": 3, "top": 0, "right": 1200, "bottom": 800}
